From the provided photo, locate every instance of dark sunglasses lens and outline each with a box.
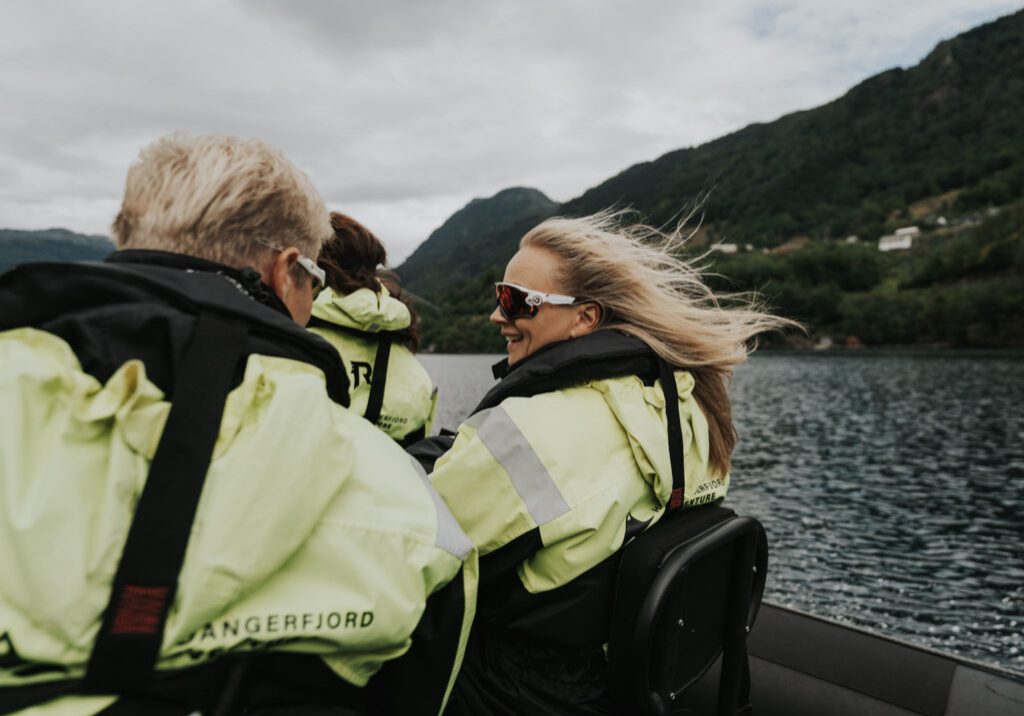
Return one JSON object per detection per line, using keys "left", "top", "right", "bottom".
{"left": 496, "top": 284, "right": 535, "bottom": 319}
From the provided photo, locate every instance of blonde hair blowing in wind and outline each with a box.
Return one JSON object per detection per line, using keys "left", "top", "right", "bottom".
{"left": 112, "top": 133, "right": 331, "bottom": 270}
{"left": 521, "top": 210, "right": 797, "bottom": 475}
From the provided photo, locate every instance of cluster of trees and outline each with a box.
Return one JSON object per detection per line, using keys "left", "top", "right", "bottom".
{"left": 706, "top": 201, "right": 1023, "bottom": 348}
{"left": 837, "top": 277, "right": 1022, "bottom": 347}
{"left": 899, "top": 204, "right": 1024, "bottom": 288}
{"left": 707, "top": 243, "right": 884, "bottom": 328}
{"left": 416, "top": 268, "right": 507, "bottom": 353}
{"left": 411, "top": 199, "right": 1023, "bottom": 352}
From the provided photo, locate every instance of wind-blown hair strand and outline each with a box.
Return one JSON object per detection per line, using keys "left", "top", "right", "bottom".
{"left": 521, "top": 210, "right": 797, "bottom": 475}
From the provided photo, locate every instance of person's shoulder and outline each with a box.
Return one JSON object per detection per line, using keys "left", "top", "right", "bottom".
{"left": 457, "top": 384, "right": 614, "bottom": 449}
{"left": 307, "top": 321, "right": 374, "bottom": 355}
{"left": 306, "top": 410, "right": 467, "bottom": 559}
{"left": 495, "top": 380, "right": 609, "bottom": 416}
{"left": 384, "top": 344, "right": 433, "bottom": 387}
{"left": 343, "top": 416, "right": 428, "bottom": 497}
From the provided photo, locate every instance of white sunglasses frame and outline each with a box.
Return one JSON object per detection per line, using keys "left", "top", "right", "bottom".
{"left": 495, "top": 281, "right": 578, "bottom": 318}
{"left": 253, "top": 237, "right": 326, "bottom": 290}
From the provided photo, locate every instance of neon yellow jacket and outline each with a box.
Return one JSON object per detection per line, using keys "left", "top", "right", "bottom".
{"left": 430, "top": 336, "right": 729, "bottom": 716}
{"left": 431, "top": 369, "right": 727, "bottom": 593}
{"left": 310, "top": 288, "right": 436, "bottom": 443}
{"left": 0, "top": 327, "right": 476, "bottom": 715}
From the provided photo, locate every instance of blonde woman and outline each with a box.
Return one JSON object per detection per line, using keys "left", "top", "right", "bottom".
{"left": 425, "top": 211, "right": 792, "bottom": 716}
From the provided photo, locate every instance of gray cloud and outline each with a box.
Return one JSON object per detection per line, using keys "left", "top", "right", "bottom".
{"left": 1, "top": 0, "right": 1020, "bottom": 263}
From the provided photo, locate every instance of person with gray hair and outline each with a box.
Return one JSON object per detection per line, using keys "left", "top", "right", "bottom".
{"left": 112, "top": 133, "right": 331, "bottom": 323}
{"left": 0, "top": 133, "right": 476, "bottom": 715}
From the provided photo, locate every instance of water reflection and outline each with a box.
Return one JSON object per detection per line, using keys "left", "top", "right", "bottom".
{"left": 418, "top": 351, "right": 1024, "bottom": 673}
{"left": 728, "top": 352, "right": 1024, "bottom": 672}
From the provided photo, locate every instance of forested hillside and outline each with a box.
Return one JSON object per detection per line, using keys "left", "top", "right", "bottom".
{"left": 399, "top": 10, "right": 1024, "bottom": 352}
{"left": 0, "top": 229, "right": 114, "bottom": 274}
{"left": 562, "top": 10, "right": 1023, "bottom": 246}
{"left": 706, "top": 201, "right": 1024, "bottom": 348}
{"left": 397, "top": 187, "right": 558, "bottom": 296}
{"left": 3, "top": 13, "right": 1020, "bottom": 351}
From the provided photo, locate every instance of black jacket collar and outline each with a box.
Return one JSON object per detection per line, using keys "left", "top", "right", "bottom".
{"left": 0, "top": 252, "right": 350, "bottom": 405}
{"left": 474, "top": 330, "right": 660, "bottom": 414}
{"left": 106, "top": 250, "right": 292, "bottom": 318}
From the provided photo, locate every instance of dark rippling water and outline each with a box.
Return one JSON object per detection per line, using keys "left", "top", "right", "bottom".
{"left": 419, "top": 350, "right": 1024, "bottom": 674}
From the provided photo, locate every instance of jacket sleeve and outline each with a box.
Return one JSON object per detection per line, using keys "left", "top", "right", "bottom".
{"left": 307, "top": 407, "right": 476, "bottom": 714}
{"left": 367, "top": 550, "right": 479, "bottom": 715}
{"left": 405, "top": 432, "right": 456, "bottom": 473}
{"left": 365, "top": 456, "right": 478, "bottom": 715}
{"left": 431, "top": 389, "right": 656, "bottom": 595}
{"left": 430, "top": 404, "right": 568, "bottom": 556}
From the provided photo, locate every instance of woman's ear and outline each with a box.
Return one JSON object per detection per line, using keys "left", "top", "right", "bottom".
{"left": 265, "top": 247, "right": 301, "bottom": 298}
{"left": 574, "top": 302, "right": 603, "bottom": 336}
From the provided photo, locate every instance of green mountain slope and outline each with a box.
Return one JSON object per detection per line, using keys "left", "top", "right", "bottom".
{"left": 562, "top": 10, "right": 1023, "bottom": 246}
{"left": 705, "top": 202, "right": 1023, "bottom": 348}
{"left": 398, "top": 10, "right": 1024, "bottom": 351}
{"left": 397, "top": 187, "right": 558, "bottom": 296}
{"left": 0, "top": 229, "right": 114, "bottom": 274}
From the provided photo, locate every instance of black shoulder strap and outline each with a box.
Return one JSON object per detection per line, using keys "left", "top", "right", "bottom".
{"left": 363, "top": 333, "right": 392, "bottom": 425}
{"left": 656, "top": 356, "right": 686, "bottom": 510}
{"left": 84, "top": 312, "right": 248, "bottom": 693}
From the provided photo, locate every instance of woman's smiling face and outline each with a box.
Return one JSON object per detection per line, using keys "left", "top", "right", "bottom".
{"left": 490, "top": 245, "right": 589, "bottom": 365}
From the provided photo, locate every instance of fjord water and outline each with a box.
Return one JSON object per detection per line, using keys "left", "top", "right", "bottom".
{"left": 419, "top": 351, "right": 1024, "bottom": 673}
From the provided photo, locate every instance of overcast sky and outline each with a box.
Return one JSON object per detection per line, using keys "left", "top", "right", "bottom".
{"left": 2, "top": 1, "right": 1020, "bottom": 264}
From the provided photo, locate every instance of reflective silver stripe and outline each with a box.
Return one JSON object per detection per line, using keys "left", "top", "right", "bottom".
{"left": 473, "top": 406, "right": 570, "bottom": 526}
{"left": 463, "top": 409, "right": 490, "bottom": 431}
{"left": 408, "top": 457, "right": 474, "bottom": 560}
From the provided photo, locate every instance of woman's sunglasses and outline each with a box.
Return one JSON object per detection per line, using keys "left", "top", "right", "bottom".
{"left": 495, "top": 282, "right": 578, "bottom": 320}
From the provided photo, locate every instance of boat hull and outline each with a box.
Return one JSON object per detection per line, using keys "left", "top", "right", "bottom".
{"left": 684, "top": 603, "right": 1024, "bottom": 715}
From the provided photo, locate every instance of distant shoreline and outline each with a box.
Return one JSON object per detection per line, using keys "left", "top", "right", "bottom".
{"left": 419, "top": 345, "right": 1024, "bottom": 358}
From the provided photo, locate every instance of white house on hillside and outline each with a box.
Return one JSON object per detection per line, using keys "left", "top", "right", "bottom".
{"left": 878, "top": 225, "right": 920, "bottom": 252}
{"left": 878, "top": 234, "right": 913, "bottom": 251}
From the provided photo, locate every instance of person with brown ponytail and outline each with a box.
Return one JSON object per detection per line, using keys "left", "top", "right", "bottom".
{"left": 309, "top": 212, "right": 437, "bottom": 444}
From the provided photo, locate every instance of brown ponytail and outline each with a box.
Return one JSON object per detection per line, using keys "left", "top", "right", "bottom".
{"left": 319, "top": 212, "right": 421, "bottom": 352}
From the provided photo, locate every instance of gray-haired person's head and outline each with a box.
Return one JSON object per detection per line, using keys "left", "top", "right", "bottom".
{"left": 112, "top": 133, "right": 331, "bottom": 273}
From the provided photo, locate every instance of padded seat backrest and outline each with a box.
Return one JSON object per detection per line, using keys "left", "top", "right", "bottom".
{"left": 608, "top": 505, "right": 768, "bottom": 716}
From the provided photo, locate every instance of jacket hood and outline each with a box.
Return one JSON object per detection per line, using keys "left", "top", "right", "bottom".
{"left": 475, "top": 329, "right": 724, "bottom": 510}
{"left": 589, "top": 371, "right": 717, "bottom": 509}
{"left": 0, "top": 257, "right": 350, "bottom": 406}
{"left": 311, "top": 287, "right": 411, "bottom": 333}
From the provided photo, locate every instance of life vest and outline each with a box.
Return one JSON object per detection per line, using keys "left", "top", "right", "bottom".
{"left": 0, "top": 250, "right": 351, "bottom": 405}
{"left": 430, "top": 330, "right": 727, "bottom": 716}
{"left": 0, "top": 252, "right": 475, "bottom": 716}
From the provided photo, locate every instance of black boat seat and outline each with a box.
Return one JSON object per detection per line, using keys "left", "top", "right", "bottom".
{"left": 608, "top": 505, "right": 768, "bottom": 716}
